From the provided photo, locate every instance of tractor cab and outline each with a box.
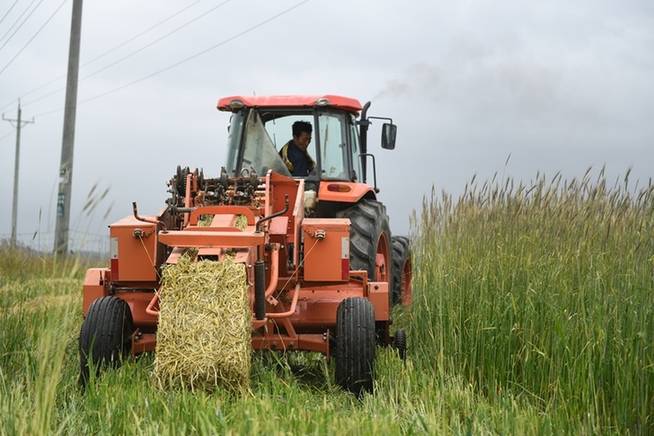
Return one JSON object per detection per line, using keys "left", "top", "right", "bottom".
{"left": 218, "top": 95, "right": 397, "bottom": 204}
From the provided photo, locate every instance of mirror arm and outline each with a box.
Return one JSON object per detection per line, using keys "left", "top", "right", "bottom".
{"left": 367, "top": 116, "right": 394, "bottom": 124}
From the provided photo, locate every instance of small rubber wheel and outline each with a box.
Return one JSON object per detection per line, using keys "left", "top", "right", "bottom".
{"left": 79, "top": 296, "right": 134, "bottom": 385}
{"left": 391, "top": 236, "right": 412, "bottom": 305}
{"left": 335, "top": 297, "right": 376, "bottom": 396}
{"left": 393, "top": 329, "right": 407, "bottom": 361}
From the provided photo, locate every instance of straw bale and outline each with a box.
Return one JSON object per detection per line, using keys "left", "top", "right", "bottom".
{"left": 154, "top": 254, "right": 251, "bottom": 392}
{"left": 235, "top": 214, "right": 248, "bottom": 230}
{"left": 197, "top": 214, "right": 248, "bottom": 229}
{"left": 197, "top": 215, "right": 213, "bottom": 226}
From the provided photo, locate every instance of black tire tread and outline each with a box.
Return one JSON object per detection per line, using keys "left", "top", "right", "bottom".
{"left": 393, "top": 329, "right": 407, "bottom": 361}
{"left": 79, "top": 296, "right": 133, "bottom": 384}
{"left": 335, "top": 297, "right": 376, "bottom": 396}
{"left": 391, "top": 235, "right": 411, "bottom": 304}
{"left": 337, "top": 199, "right": 393, "bottom": 345}
{"left": 335, "top": 199, "right": 391, "bottom": 281}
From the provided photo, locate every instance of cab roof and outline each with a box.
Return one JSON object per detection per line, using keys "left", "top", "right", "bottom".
{"left": 217, "top": 95, "right": 363, "bottom": 113}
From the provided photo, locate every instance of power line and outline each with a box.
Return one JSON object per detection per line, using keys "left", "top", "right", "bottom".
{"left": 0, "top": 130, "right": 13, "bottom": 141}
{"left": 0, "top": 0, "right": 37, "bottom": 44}
{"left": 0, "top": 0, "right": 202, "bottom": 112}
{"left": 34, "top": 0, "right": 312, "bottom": 118}
{"left": 0, "top": 0, "right": 20, "bottom": 28}
{"left": 23, "top": 0, "right": 233, "bottom": 108}
{"left": 0, "top": 0, "right": 68, "bottom": 77}
{"left": 81, "top": 0, "right": 233, "bottom": 81}
{"left": 0, "top": 0, "right": 45, "bottom": 51}
{"left": 84, "top": 0, "right": 201, "bottom": 67}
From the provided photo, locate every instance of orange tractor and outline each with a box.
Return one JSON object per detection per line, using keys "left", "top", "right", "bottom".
{"left": 78, "top": 95, "right": 412, "bottom": 395}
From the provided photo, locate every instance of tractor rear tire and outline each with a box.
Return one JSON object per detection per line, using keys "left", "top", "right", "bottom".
{"left": 336, "top": 199, "right": 391, "bottom": 283}
{"left": 391, "top": 236, "right": 412, "bottom": 305}
{"left": 79, "top": 296, "right": 134, "bottom": 385}
{"left": 336, "top": 199, "right": 392, "bottom": 344}
{"left": 335, "top": 297, "right": 376, "bottom": 397}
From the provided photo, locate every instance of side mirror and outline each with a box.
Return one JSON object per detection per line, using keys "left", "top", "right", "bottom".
{"left": 381, "top": 123, "right": 397, "bottom": 150}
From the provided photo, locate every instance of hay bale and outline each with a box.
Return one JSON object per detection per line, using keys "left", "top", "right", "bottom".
{"left": 197, "top": 214, "right": 248, "bottom": 230}
{"left": 197, "top": 215, "right": 213, "bottom": 226}
{"left": 154, "top": 254, "right": 251, "bottom": 392}
{"left": 235, "top": 214, "right": 248, "bottom": 230}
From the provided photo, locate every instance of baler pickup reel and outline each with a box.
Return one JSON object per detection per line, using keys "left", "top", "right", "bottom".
{"left": 139, "top": 194, "right": 291, "bottom": 326}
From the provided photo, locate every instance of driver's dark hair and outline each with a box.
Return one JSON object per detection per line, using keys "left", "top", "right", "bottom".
{"left": 292, "top": 121, "right": 312, "bottom": 137}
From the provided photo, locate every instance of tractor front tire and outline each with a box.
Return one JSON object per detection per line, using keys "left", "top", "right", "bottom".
{"left": 79, "top": 296, "right": 134, "bottom": 385}
{"left": 335, "top": 297, "right": 376, "bottom": 397}
{"left": 391, "top": 236, "right": 412, "bottom": 305}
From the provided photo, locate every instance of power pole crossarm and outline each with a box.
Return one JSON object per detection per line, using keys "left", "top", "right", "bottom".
{"left": 2, "top": 100, "right": 35, "bottom": 248}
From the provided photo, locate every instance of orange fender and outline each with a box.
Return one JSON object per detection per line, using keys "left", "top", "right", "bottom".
{"left": 82, "top": 268, "right": 109, "bottom": 315}
{"left": 317, "top": 182, "right": 375, "bottom": 203}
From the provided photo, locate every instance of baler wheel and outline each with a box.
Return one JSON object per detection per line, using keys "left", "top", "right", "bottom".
{"left": 393, "top": 329, "right": 407, "bottom": 361}
{"left": 391, "top": 236, "right": 412, "bottom": 305}
{"left": 335, "top": 297, "right": 376, "bottom": 397}
{"left": 79, "top": 296, "right": 134, "bottom": 385}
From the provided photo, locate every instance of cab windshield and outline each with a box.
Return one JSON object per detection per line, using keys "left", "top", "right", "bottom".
{"left": 225, "top": 109, "right": 351, "bottom": 180}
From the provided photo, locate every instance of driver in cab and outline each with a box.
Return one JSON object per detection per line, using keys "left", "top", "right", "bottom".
{"left": 280, "top": 121, "right": 315, "bottom": 177}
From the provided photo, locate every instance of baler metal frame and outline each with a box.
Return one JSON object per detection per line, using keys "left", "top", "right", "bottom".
{"left": 83, "top": 170, "right": 390, "bottom": 359}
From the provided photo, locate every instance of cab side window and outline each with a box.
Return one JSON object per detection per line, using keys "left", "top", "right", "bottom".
{"left": 318, "top": 113, "right": 348, "bottom": 180}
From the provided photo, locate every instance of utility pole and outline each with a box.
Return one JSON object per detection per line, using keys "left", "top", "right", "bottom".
{"left": 2, "top": 101, "right": 34, "bottom": 248}
{"left": 54, "top": 0, "right": 83, "bottom": 255}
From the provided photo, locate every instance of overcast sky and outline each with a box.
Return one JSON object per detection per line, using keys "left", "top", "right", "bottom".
{"left": 0, "top": 0, "right": 652, "bottom": 252}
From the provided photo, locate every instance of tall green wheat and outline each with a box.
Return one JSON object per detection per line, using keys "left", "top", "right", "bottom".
{"left": 411, "top": 170, "right": 654, "bottom": 433}
{"left": 1, "top": 170, "right": 652, "bottom": 434}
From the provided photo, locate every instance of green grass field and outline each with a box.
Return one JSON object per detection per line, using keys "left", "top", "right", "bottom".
{"left": 1, "top": 172, "right": 652, "bottom": 435}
